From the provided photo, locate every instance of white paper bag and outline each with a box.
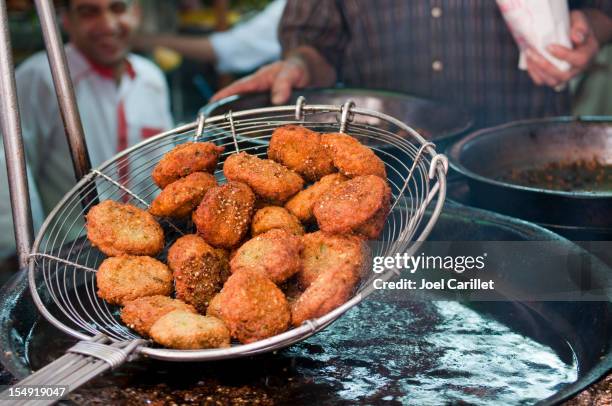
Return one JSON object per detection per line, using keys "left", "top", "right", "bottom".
{"left": 497, "top": 0, "right": 572, "bottom": 72}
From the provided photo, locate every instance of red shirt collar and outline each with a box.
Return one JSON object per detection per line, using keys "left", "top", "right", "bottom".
{"left": 85, "top": 56, "right": 136, "bottom": 80}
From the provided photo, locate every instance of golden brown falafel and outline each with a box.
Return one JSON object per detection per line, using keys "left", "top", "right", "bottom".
{"left": 321, "top": 133, "right": 386, "bottom": 179}
{"left": 167, "top": 234, "right": 229, "bottom": 313}
{"left": 223, "top": 152, "right": 304, "bottom": 204}
{"left": 152, "top": 142, "right": 224, "bottom": 188}
{"left": 313, "top": 175, "right": 391, "bottom": 239}
{"left": 284, "top": 173, "right": 348, "bottom": 223}
{"left": 230, "top": 229, "right": 303, "bottom": 284}
{"left": 291, "top": 265, "right": 361, "bottom": 327}
{"left": 150, "top": 310, "right": 231, "bottom": 349}
{"left": 353, "top": 199, "right": 391, "bottom": 240}
{"left": 86, "top": 200, "right": 164, "bottom": 257}
{"left": 206, "top": 269, "right": 290, "bottom": 344}
{"left": 96, "top": 256, "right": 173, "bottom": 306}
{"left": 268, "top": 125, "right": 335, "bottom": 182}
{"left": 192, "top": 181, "right": 256, "bottom": 249}
{"left": 298, "top": 231, "right": 367, "bottom": 289}
{"left": 121, "top": 295, "right": 197, "bottom": 337}
{"left": 149, "top": 172, "right": 217, "bottom": 218}
{"left": 251, "top": 206, "right": 304, "bottom": 236}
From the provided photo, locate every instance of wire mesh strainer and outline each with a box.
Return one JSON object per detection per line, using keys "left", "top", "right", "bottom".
{"left": 5, "top": 97, "right": 447, "bottom": 404}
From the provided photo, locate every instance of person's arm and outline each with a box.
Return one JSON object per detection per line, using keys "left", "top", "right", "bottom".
{"left": 134, "top": 0, "right": 286, "bottom": 72}
{"left": 582, "top": 8, "right": 612, "bottom": 44}
{"left": 211, "top": 0, "right": 347, "bottom": 104}
{"left": 212, "top": 45, "right": 335, "bottom": 104}
{"left": 525, "top": 6, "right": 612, "bottom": 88}
{"left": 133, "top": 34, "right": 217, "bottom": 64}
{"left": 285, "top": 46, "right": 337, "bottom": 88}
{"left": 209, "top": 0, "right": 285, "bottom": 73}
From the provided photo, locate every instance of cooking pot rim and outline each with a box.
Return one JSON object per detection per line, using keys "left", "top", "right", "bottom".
{"left": 200, "top": 87, "right": 475, "bottom": 143}
{"left": 447, "top": 116, "right": 612, "bottom": 198}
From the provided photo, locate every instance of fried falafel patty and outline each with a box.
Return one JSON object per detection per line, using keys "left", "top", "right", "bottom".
{"left": 152, "top": 142, "right": 224, "bottom": 188}
{"left": 167, "top": 234, "right": 228, "bottom": 313}
{"left": 223, "top": 152, "right": 304, "bottom": 203}
{"left": 121, "top": 295, "right": 197, "bottom": 337}
{"left": 298, "top": 231, "right": 367, "bottom": 289}
{"left": 150, "top": 310, "right": 231, "bottom": 349}
{"left": 284, "top": 173, "right": 347, "bottom": 223}
{"left": 268, "top": 125, "right": 335, "bottom": 182}
{"left": 291, "top": 265, "right": 362, "bottom": 327}
{"left": 251, "top": 206, "right": 304, "bottom": 236}
{"left": 291, "top": 246, "right": 367, "bottom": 327}
{"left": 96, "top": 256, "right": 173, "bottom": 306}
{"left": 313, "top": 175, "right": 391, "bottom": 239}
{"left": 192, "top": 182, "right": 255, "bottom": 249}
{"left": 321, "top": 133, "right": 386, "bottom": 179}
{"left": 230, "top": 229, "right": 303, "bottom": 284}
{"left": 206, "top": 269, "right": 290, "bottom": 344}
{"left": 149, "top": 172, "right": 217, "bottom": 218}
{"left": 353, "top": 198, "right": 391, "bottom": 239}
{"left": 87, "top": 200, "right": 164, "bottom": 257}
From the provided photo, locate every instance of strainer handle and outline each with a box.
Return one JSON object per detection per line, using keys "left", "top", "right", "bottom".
{"left": 0, "top": 335, "right": 145, "bottom": 405}
{"left": 0, "top": 0, "right": 94, "bottom": 270}
{"left": 33, "top": 0, "right": 92, "bottom": 180}
{"left": 0, "top": 0, "right": 34, "bottom": 270}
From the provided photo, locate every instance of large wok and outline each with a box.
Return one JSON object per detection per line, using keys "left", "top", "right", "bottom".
{"left": 0, "top": 203, "right": 609, "bottom": 405}
{"left": 448, "top": 117, "right": 612, "bottom": 239}
{"left": 201, "top": 88, "right": 474, "bottom": 150}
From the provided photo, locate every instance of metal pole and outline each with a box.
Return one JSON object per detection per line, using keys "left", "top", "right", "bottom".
{"left": 33, "top": 0, "right": 92, "bottom": 181}
{"left": 0, "top": 0, "right": 34, "bottom": 270}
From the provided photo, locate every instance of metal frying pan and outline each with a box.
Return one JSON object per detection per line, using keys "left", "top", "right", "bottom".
{"left": 0, "top": 203, "right": 609, "bottom": 405}
{"left": 447, "top": 116, "right": 612, "bottom": 238}
{"left": 201, "top": 88, "right": 474, "bottom": 150}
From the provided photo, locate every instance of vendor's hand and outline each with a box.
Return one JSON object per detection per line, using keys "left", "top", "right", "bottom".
{"left": 211, "top": 58, "right": 310, "bottom": 104}
{"left": 525, "top": 10, "right": 599, "bottom": 88}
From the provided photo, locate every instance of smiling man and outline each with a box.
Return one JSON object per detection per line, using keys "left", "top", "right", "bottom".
{"left": 63, "top": 0, "right": 140, "bottom": 82}
{"left": 0, "top": 0, "right": 173, "bottom": 263}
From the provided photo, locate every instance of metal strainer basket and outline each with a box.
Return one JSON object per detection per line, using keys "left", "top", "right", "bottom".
{"left": 1, "top": 96, "right": 448, "bottom": 403}
{"left": 0, "top": 3, "right": 448, "bottom": 401}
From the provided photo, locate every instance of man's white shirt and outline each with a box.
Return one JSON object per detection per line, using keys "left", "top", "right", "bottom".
{"left": 0, "top": 43, "right": 173, "bottom": 258}
{"left": 209, "top": 0, "right": 285, "bottom": 73}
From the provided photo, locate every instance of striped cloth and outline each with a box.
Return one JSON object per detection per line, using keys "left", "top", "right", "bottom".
{"left": 280, "top": 0, "right": 612, "bottom": 128}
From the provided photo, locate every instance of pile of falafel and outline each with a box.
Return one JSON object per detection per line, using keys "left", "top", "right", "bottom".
{"left": 86, "top": 125, "right": 391, "bottom": 350}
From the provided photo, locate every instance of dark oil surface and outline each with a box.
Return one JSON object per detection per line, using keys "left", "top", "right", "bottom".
{"left": 26, "top": 298, "right": 576, "bottom": 405}
{"left": 498, "top": 160, "right": 612, "bottom": 192}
